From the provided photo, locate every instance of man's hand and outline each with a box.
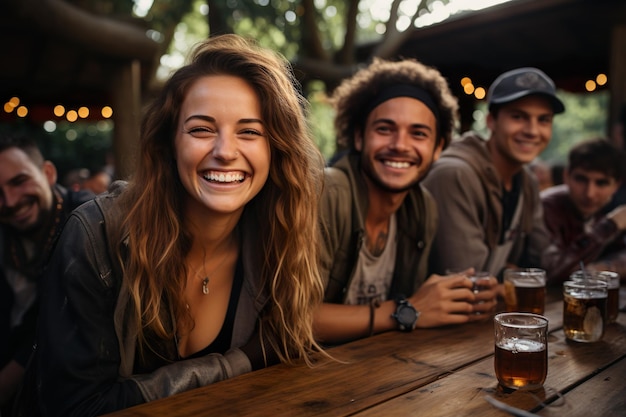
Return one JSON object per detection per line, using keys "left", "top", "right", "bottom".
{"left": 408, "top": 273, "right": 496, "bottom": 328}
{"left": 471, "top": 275, "right": 499, "bottom": 319}
{"left": 606, "top": 205, "right": 626, "bottom": 230}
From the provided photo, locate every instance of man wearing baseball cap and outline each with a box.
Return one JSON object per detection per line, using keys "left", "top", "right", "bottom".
{"left": 423, "top": 67, "right": 564, "bottom": 280}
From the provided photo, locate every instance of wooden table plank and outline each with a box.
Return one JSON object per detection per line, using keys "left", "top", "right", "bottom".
{"left": 106, "top": 321, "right": 496, "bottom": 417}
{"left": 353, "top": 312, "right": 626, "bottom": 417}
{"left": 536, "top": 356, "right": 626, "bottom": 417}
{"left": 104, "top": 300, "right": 564, "bottom": 417}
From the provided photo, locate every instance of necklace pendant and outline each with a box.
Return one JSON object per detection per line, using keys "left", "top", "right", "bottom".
{"left": 202, "top": 277, "right": 209, "bottom": 295}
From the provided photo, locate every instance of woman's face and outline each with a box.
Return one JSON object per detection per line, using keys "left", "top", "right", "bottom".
{"left": 175, "top": 75, "right": 271, "bottom": 219}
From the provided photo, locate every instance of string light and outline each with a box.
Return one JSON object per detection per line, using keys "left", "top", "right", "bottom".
{"left": 101, "top": 106, "right": 113, "bottom": 118}
{"left": 54, "top": 105, "right": 66, "bottom": 117}
{"left": 16, "top": 106, "right": 28, "bottom": 117}
{"left": 4, "top": 97, "right": 20, "bottom": 113}
{"left": 78, "top": 106, "right": 90, "bottom": 118}
{"left": 1, "top": 98, "right": 117, "bottom": 125}
{"left": 66, "top": 110, "right": 78, "bottom": 122}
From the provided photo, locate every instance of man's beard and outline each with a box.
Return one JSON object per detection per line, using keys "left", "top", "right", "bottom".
{"left": 1, "top": 199, "right": 48, "bottom": 236}
{"left": 359, "top": 153, "right": 428, "bottom": 194}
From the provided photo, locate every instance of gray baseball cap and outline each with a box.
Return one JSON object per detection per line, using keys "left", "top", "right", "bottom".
{"left": 487, "top": 67, "right": 565, "bottom": 114}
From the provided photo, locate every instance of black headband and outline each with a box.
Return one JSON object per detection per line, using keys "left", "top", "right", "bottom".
{"left": 363, "top": 84, "right": 441, "bottom": 125}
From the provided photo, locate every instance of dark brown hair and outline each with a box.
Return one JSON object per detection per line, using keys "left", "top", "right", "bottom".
{"left": 331, "top": 57, "right": 459, "bottom": 151}
{"left": 568, "top": 137, "right": 625, "bottom": 182}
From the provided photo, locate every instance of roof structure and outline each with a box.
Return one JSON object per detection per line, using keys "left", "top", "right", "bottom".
{"left": 1, "top": 0, "right": 159, "bottom": 122}
{"left": 2, "top": 0, "right": 625, "bottom": 173}
{"left": 395, "top": 0, "right": 626, "bottom": 128}
{"left": 1, "top": 0, "right": 161, "bottom": 177}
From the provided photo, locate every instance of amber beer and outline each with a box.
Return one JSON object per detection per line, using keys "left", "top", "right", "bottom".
{"left": 494, "top": 313, "right": 548, "bottom": 390}
{"left": 504, "top": 269, "right": 546, "bottom": 314}
{"left": 572, "top": 271, "right": 619, "bottom": 324}
{"left": 563, "top": 280, "right": 608, "bottom": 343}
{"left": 495, "top": 340, "right": 547, "bottom": 389}
{"left": 607, "top": 286, "right": 619, "bottom": 324}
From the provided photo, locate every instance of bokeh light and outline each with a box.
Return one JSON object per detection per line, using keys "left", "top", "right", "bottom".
{"left": 54, "top": 105, "right": 66, "bottom": 117}
{"left": 43, "top": 120, "right": 57, "bottom": 132}
{"left": 16, "top": 106, "right": 28, "bottom": 117}
{"left": 474, "top": 87, "right": 486, "bottom": 100}
{"left": 585, "top": 80, "right": 597, "bottom": 92}
{"left": 78, "top": 106, "right": 90, "bottom": 118}
{"left": 66, "top": 110, "right": 78, "bottom": 122}
{"left": 101, "top": 106, "right": 113, "bottom": 118}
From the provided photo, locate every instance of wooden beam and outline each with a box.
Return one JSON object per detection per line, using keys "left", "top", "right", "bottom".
{"left": 609, "top": 25, "right": 626, "bottom": 138}
{"left": 7, "top": 0, "right": 159, "bottom": 63}
{"left": 112, "top": 61, "right": 141, "bottom": 180}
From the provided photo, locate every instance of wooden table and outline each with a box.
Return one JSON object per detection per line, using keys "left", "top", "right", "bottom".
{"left": 105, "top": 288, "right": 626, "bottom": 417}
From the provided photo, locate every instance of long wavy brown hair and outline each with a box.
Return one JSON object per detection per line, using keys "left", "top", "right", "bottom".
{"left": 112, "top": 34, "right": 326, "bottom": 365}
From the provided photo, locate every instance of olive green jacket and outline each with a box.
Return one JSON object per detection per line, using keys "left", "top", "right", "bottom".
{"left": 319, "top": 154, "right": 438, "bottom": 303}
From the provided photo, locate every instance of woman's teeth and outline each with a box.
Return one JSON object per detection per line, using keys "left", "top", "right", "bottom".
{"left": 204, "top": 172, "right": 245, "bottom": 183}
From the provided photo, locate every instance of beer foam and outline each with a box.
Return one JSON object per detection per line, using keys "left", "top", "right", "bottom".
{"left": 512, "top": 279, "right": 543, "bottom": 288}
{"left": 498, "top": 338, "right": 545, "bottom": 353}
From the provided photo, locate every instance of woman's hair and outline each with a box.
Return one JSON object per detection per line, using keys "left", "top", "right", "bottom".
{"left": 331, "top": 57, "right": 459, "bottom": 152}
{"left": 113, "top": 34, "right": 326, "bottom": 365}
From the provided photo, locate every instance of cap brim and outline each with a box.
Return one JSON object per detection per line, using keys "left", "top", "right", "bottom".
{"left": 490, "top": 91, "right": 565, "bottom": 114}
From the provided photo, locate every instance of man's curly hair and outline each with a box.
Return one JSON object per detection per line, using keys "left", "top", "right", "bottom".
{"left": 331, "top": 57, "right": 459, "bottom": 151}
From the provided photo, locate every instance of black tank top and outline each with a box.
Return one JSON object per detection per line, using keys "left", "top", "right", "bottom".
{"left": 186, "top": 255, "right": 244, "bottom": 358}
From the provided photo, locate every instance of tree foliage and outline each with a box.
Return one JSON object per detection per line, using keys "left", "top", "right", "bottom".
{"left": 206, "top": 0, "right": 436, "bottom": 90}
{"left": 203, "top": 0, "right": 443, "bottom": 158}
{"left": 543, "top": 91, "right": 610, "bottom": 164}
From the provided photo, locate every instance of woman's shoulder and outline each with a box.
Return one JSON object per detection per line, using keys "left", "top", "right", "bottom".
{"left": 67, "top": 180, "right": 128, "bottom": 241}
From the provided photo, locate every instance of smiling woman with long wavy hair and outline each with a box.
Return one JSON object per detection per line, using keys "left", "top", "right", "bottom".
{"left": 26, "top": 34, "right": 327, "bottom": 417}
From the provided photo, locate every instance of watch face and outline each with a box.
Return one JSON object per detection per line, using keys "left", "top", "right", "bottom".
{"left": 398, "top": 305, "right": 417, "bottom": 324}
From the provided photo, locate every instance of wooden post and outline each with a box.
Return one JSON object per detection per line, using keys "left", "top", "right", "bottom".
{"left": 111, "top": 59, "right": 141, "bottom": 180}
{"left": 609, "top": 25, "right": 626, "bottom": 145}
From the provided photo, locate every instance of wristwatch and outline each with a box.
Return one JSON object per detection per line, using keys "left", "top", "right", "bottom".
{"left": 391, "top": 295, "right": 419, "bottom": 331}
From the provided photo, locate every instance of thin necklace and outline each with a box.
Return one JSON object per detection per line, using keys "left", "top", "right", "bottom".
{"left": 192, "top": 237, "right": 233, "bottom": 295}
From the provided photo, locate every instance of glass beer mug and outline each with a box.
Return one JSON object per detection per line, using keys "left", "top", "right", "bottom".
{"left": 503, "top": 268, "right": 546, "bottom": 314}
{"left": 563, "top": 279, "right": 608, "bottom": 342}
{"left": 494, "top": 312, "right": 548, "bottom": 390}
